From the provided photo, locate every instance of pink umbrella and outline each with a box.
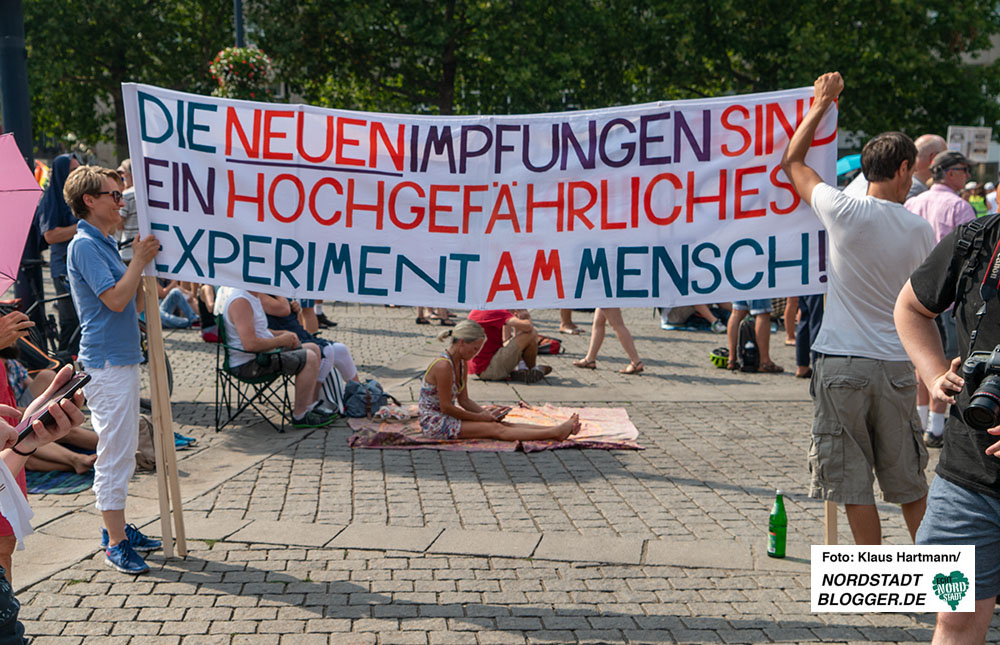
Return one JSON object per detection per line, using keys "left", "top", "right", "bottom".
{"left": 0, "top": 133, "right": 43, "bottom": 295}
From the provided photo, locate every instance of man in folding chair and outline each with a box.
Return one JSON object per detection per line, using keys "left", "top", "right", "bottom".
{"left": 221, "top": 289, "right": 337, "bottom": 428}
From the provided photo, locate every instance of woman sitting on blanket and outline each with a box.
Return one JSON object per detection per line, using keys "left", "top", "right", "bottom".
{"left": 420, "top": 320, "right": 581, "bottom": 441}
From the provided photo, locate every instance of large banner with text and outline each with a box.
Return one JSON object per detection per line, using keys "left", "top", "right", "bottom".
{"left": 123, "top": 83, "right": 836, "bottom": 308}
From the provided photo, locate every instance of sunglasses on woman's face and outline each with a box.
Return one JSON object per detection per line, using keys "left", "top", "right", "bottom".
{"left": 93, "top": 190, "right": 123, "bottom": 203}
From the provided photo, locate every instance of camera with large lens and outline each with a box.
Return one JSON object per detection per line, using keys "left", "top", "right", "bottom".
{"left": 962, "top": 345, "right": 1000, "bottom": 430}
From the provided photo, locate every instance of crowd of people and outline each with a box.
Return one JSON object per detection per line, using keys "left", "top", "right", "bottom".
{"left": 4, "top": 70, "right": 1000, "bottom": 642}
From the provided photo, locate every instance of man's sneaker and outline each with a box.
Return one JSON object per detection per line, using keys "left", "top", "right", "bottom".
{"left": 104, "top": 539, "right": 150, "bottom": 574}
{"left": 924, "top": 431, "right": 944, "bottom": 449}
{"left": 291, "top": 408, "right": 335, "bottom": 429}
{"left": 534, "top": 364, "right": 553, "bottom": 376}
{"left": 660, "top": 321, "right": 681, "bottom": 331}
{"left": 711, "top": 320, "right": 727, "bottom": 334}
{"left": 508, "top": 369, "right": 531, "bottom": 382}
{"left": 101, "top": 524, "right": 163, "bottom": 553}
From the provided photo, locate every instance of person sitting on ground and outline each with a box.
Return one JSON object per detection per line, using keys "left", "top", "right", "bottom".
{"left": 467, "top": 309, "right": 551, "bottom": 383}
{"left": 221, "top": 289, "right": 335, "bottom": 428}
{"left": 659, "top": 304, "right": 729, "bottom": 332}
{"left": 259, "top": 295, "right": 361, "bottom": 385}
{"left": 726, "top": 299, "right": 783, "bottom": 373}
{"left": 574, "top": 308, "right": 644, "bottom": 374}
{"left": 420, "top": 320, "right": 580, "bottom": 441}
{"left": 154, "top": 279, "right": 199, "bottom": 329}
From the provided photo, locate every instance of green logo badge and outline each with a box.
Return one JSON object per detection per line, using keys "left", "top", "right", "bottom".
{"left": 932, "top": 571, "right": 970, "bottom": 610}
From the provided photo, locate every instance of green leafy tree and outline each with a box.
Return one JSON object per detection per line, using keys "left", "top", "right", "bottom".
{"left": 24, "top": 0, "right": 232, "bottom": 159}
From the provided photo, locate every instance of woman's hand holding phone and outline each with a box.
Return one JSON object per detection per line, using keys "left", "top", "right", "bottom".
{"left": 0, "top": 365, "right": 87, "bottom": 453}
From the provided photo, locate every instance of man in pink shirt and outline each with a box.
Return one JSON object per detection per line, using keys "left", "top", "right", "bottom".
{"left": 904, "top": 150, "right": 977, "bottom": 448}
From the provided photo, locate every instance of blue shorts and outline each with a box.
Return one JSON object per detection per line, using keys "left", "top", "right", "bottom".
{"left": 917, "top": 476, "right": 1000, "bottom": 600}
{"left": 299, "top": 299, "right": 316, "bottom": 308}
{"left": 733, "top": 299, "right": 772, "bottom": 315}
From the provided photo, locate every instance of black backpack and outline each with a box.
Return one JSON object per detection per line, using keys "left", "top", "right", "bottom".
{"left": 738, "top": 317, "right": 760, "bottom": 372}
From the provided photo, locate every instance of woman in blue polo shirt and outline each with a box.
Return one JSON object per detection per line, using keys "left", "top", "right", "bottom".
{"left": 64, "top": 166, "right": 162, "bottom": 575}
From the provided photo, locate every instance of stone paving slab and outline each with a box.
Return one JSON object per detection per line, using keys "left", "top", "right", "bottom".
{"left": 427, "top": 529, "right": 541, "bottom": 559}
{"left": 533, "top": 532, "right": 644, "bottom": 565}
{"left": 330, "top": 524, "right": 443, "bottom": 552}
{"left": 645, "top": 539, "right": 754, "bottom": 570}
{"left": 143, "top": 515, "right": 252, "bottom": 542}
{"left": 228, "top": 520, "right": 344, "bottom": 547}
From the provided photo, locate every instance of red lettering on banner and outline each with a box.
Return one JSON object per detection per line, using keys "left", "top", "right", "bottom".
{"left": 734, "top": 166, "right": 767, "bottom": 219}
{"left": 309, "top": 177, "right": 343, "bottom": 225}
{"left": 428, "top": 185, "right": 460, "bottom": 233}
{"left": 336, "top": 117, "right": 367, "bottom": 167}
{"left": 462, "top": 185, "right": 487, "bottom": 235}
{"left": 527, "top": 250, "right": 564, "bottom": 299}
{"left": 225, "top": 107, "right": 261, "bottom": 157}
{"left": 754, "top": 104, "right": 763, "bottom": 156}
{"left": 263, "top": 110, "right": 294, "bottom": 160}
{"left": 765, "top": 102, "right": 800, "bottom": 155}
{"left": 598, "top": 180, "right": 622, "bottom": 230}
{"left": 388, "top": 181, "right": 425, "bottom": 230}
{"left": 346, "top": 178, "right": 384, "bottom": 229}
{"left": 567, "top": 181, "right": 596, "bottom": 231}
{"left": 721, "top": 105, "right": 751, "bottom": 157}
{"left": 487, "top": 252, "right": 523, "bottom": 302}
{"left": 268, "top": 173, "right": 305, "bottom": 222}
{"left": 526, "top": 183, "right": 563, "bottom": 235}
{"left": 226, "top": 170, "right": 265, "bottom": 220}
{"left": 297, "top": 113, "right": 335, "bottom": 163}
{"left": 630, "top": 176, "right": 641, "bottom": 227}
{"left": 686, "top": 169, "right": 726, "bottom": 222}
{"left": 485, "top": 184, "right": 520, "bottom": 234}
{"left": 370, "top": 122, "right": 405, "bottom": 171}
{"left": 769, "top": 165, "right": 800, "bottom": 214}
{"left": 644, "top": 173, "right": 682, "bottom": 225}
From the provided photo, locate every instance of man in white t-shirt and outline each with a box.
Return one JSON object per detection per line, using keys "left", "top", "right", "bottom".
{"left": 781, "top": 73, "right": 935, "bottom": 545}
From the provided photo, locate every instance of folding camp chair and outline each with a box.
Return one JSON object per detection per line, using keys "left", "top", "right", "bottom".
{"left": 215, "top": 315, "right": 294, "bottom": 433}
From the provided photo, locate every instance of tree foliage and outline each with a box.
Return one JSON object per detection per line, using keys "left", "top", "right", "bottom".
{"left": 24, "top": 0, "right": 231, "bottom": 159}
{"left": 249, "top": 0, "right": 1000, "bottom": 142}
{"left": 21, "top": 0, "right": 1000, "bottom": 157}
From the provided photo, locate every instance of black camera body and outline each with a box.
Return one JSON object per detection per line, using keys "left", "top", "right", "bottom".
{"left": 962, "top": 345, "right": 1000, "bottom": 430}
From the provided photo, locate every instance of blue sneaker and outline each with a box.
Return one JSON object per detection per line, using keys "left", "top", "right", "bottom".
{"left": 100, "top": 524, "right": 162, "bottom": 553}
{"left": 104, "top": 539, "right": 150, "bottom": 574}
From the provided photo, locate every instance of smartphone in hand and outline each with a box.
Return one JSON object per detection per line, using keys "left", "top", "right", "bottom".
{"left": 14, "top": 372, "right": 90, "bottom": 445}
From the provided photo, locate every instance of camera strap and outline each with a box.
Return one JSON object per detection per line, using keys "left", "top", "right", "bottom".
{"left": 979, "top": 235, "right": 1000, "bottom": 304}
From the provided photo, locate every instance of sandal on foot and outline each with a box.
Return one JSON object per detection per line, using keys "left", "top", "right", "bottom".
{"left": 415, "top": 317, "right": 431, "bottom": 325}
{"left": 728, "top": 359, "right": 741, "bottom": 371}
{"left": 795, "top": 368, "right": 813, "bottom": 379}
{"left": 573, "top": 359, "right": 597, "bottom": 369}
{"left": 439, "top": 317, "right": 456, "bottom": 326}
{"left": 559, "top": 327, "right": 582, "bottom": 335}
{"left": 759, "top": 362, "right": 784, "bottom": 374}
{"left": 620, "top": 361, "right": 644, "bottom": 375}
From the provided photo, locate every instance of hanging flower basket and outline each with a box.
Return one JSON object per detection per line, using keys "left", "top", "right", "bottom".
{"left": 210, "top": 46, "right": 275, "bottom": 101}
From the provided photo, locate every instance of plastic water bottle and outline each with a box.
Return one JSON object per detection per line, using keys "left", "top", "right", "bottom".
{"left": 767, "top": 489, "right": 786, "bottom": 558}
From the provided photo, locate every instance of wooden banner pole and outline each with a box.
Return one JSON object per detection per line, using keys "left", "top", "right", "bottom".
{"left": 824, "top": 500, "right": 837, "bottom": 545}
{"left": 141, "top": 277, "right": 186, "bottom": 557}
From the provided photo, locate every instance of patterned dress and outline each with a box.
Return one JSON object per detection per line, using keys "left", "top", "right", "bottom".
{"left": 418, "top": 353, "right": 463, "bottom": 440}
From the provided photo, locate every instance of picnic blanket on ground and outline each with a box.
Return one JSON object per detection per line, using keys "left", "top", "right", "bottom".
{"left": 348, "top": 404, "right": 642, "bottom": 452}
{"left": 25, "top": 470, "right": 93, "bottom": 495}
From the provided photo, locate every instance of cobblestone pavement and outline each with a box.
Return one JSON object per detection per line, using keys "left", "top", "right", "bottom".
{"left": 15, "top": 306, "right": 995, "bottom": 644}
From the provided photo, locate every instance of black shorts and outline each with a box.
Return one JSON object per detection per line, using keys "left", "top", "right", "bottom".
{"left": 232, "top": 348, "right": 308, "bottom": 379}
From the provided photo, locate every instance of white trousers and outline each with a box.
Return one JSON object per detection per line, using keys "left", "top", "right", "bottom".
{"left": 319, "top": 342, "right": 357, "bottom": 383}
{"left": 85, "top": 363, "right": 140, "bottom": 511}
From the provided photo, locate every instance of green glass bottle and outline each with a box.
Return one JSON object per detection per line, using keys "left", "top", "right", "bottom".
{"left": 767, "top": 489, "right": 787, "bottom": 558}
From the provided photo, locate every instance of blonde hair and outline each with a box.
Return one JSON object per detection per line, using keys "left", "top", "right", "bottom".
{"left": 437, "top": 319, "right": 485, "bottom": 343}
{"left": 63, "top": 166, "right": 119, "bottom": 218}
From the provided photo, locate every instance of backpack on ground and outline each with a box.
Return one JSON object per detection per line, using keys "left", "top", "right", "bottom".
{"left": 537, "top": 335, "right": 563, "bottom": 354}
{"left": 737, "top": 318, "right": 760, "bottom": 373}
{"left": 343, "top": 378, "right": 400, "bottom": 418}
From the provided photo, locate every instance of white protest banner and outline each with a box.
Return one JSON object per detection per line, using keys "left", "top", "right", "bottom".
{"left": 122, "top": 83, "right": 836, "bottom": 308}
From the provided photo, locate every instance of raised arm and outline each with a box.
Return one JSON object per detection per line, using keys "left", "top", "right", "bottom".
{"left": 781, "top": 72, "right": 843, "bottom": 206}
